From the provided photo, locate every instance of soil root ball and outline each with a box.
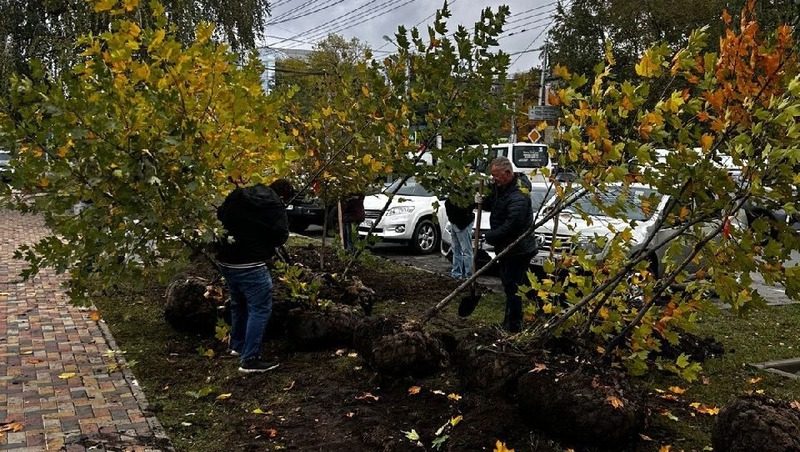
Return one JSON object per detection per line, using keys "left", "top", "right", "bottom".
{"left": 164, "top": 276, "right": 217, "bottom": 336}
{"left": 517, "top": 367, "right": 644, "bottom": 447}
{"left": 454, "top": 328, "right": 530, "bottom": 392}
{"left": 353, "top": 316, "right": 404, "bottom": 362}
{"left": 354, "top": 317, "right": 448, "bottom": 377}
{"left": 286, "top": 304, "right": 362, "bottom": 350}
{"left": 712, "top": 395, "right": 800, "bottom": 452}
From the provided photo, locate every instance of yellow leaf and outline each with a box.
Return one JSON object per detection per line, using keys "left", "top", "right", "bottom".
{"left": 494, "top": 440, "right": 515, "bottom": 452}
{"left": 322, "top": 106, "right": 333, "bottom": 117}
{"left": 361, "top": 85, "right": 370, "bottom": 97}
{"left": 370, "top": 160, "right": 382, "bottom": 172}
{"left": 407, "top": 386, "right": 421, "bottom": 395}
{"left": 216, "top": 393, "right": 232, "bottom": 400}
{"left": 700, "top": 134, "right": 714, "bottom": 151}
{"left": 552, "top": 64, "right": 571, "bottom": 80}
{"left": 748, "top": 377, "right": 762, "bottom": 384}
{"left": 93, "top": 0, "right": 117, "bottom": 12}
{"left": 0, "top": 422, "right": 24, "bottom": 433}
{"left": 362, "top": 154, "right": 373, "bottom": 165}
{"left": 635, "top": 50, "right": 661, "bottom": 78}
{"left": 542, "top": 303, "right": 555, "bottom": 314}
{"left": 659, "top": 446, "right": 672, "bottom": 452}
{"left": 606, "top": 395, "right": 624, "bottom": 409}
{"left": 292, "top": 128, "right": 299, "bottom": 137}
{"left": 252, "top": 408, "right": 265, "bottom": 414}
{"left": 689, "top": 402, "right": 720, "bottom": 415}
{"left": 450, "top": 415, "right": 463, "bottom": 426}
{"left": 679, "top": 207, "right": 691, "bottom": 220}
{"left": 447, "top": 393, "right": 462, "bottom": 401}
{"left": 386, "top": 122, "right": 397, "bottom": 136}
{"left": 123, "top": 0, "right": 139, "bottom": 11}
{"left": 89, "top": 310, "right": 102, "bottom": 322}
{"left": 668, "top": 386, "right": 686, "bottom": 394}
{"left": 58, "top": 372, "right": 77, "bottom": 379}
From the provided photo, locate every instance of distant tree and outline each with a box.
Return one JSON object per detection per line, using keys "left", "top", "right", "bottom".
{"left": 0, "top": 0, "right": 271, "bottom": 91}
{"left": 546, "top": 0, "right": 798, "bottom": 79}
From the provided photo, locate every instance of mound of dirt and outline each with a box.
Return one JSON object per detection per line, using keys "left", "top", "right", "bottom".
{"left": 286, "top": 304, "right": 363, "bottom": 350}
{"left": 517, "top": 363, "right": 645, "bottom": 447}
{"left": 712, "top": 395, "right": 800, "bottom": 452}
{"left": 454, "top": 327, "right": 531, "bottom": 392}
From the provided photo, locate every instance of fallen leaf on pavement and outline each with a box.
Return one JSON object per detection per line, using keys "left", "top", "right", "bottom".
{"left": 450, "top": 415, "right": 463, "bottom": 426}
{"left": 659, "top": 445, "right": 671, "bottom": 452}
{"left": 58, "top": 372, "right": 77, "bottom": 379}
{"left": 215, "top": 393, "right": 232, "bottom": 401}
{"left": 689, "top": 402, "right": 720, "bottom": 415}
{"left": 0, "top": 422, "right": 24, "bottom": 433}
{"left": 89, "top": 310, "right": 101, "bottom": 321}
{"left": 668, "top": 386, "right": 686, "bottom": 394}
{"left": 447, "top": 393, "right": 462, "bottom": 401}
{"left": 265, "top": 428, "right": 278, "bottom": 438}
{"left": 407, "top": 386, "right": 421, "bottom": 395}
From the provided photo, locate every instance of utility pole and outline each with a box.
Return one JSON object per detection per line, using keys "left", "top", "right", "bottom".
{"left": 539, "top": 43, "right": 548, "bottom": 107}
{"left": 509, "top": 99, "right": 517, "bottom": 143}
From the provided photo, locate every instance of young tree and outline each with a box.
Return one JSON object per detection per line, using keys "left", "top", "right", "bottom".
{"left": 0, "top": 0, "right": 292, "bottom": 302}
{"left": 429, "top": 0, "right": 799, "bottom": 380}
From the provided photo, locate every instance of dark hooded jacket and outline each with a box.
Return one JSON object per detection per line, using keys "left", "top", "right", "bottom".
{"left": 445, "top": 198, "right": 475, "bottom": 230}
{"left": 215, "top": 184, "right": 289, "bottom": 265}
{"left": 483, "top": 172, "right": 538, "bottom": 256}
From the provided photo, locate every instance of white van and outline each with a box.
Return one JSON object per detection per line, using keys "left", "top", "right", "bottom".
{"left": 473, "top": 142, "right": 553, "bottom": 181}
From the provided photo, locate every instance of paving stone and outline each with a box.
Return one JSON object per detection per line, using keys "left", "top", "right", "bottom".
{"left": 0, "top": 210, "right": 172, "bottom": 450}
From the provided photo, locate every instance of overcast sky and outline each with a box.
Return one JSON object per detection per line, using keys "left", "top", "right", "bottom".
{"left": 260, "top": 0, "right": 558, "bottom": 74}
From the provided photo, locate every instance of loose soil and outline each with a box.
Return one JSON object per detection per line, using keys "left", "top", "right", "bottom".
{"left": 95, "top": 243, "right": 747, "bottom": 451}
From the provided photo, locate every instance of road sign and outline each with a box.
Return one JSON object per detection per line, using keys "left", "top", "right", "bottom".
{"left": 527, "top": 129, "right": 541, "bottom": 143}
{"left": 528, "top": 105, "right": 561, "bottom": 121}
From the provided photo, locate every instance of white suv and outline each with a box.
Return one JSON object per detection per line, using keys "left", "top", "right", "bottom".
{"left": 359, "top": 177, "right": 448, "bottom": 254}
{"left": 532, "top": 183, "right": 749, "bottom": 277}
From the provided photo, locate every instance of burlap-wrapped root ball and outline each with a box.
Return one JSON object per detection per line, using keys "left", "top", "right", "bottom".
{"left": 453, "top": 328, "right": 530, "bottom": 392}
{"left": 286, "top": 303, "right": 363, "bottom": 350}
{"left": 164, "top": 276, "right": 217, "bottom": 336}
{"left": 517, "top": 366, "right": 644, "bottom": 448}
{"left": 712, "top": 395, "right": 800, "bottom": 452}
{"left": 354, "top": 317, "right": 448, "bottom": 377}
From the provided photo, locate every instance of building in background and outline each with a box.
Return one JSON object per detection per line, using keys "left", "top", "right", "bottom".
{"left": 257, "top": 47, "right": 312, "bottom": 93}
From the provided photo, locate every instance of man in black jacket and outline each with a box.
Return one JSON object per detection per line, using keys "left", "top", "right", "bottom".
{"left": 444, "top": 195, "right": 475, "bottom": 279}
{"left": 216, "top": 181, "right": 291, "bottom": 373}
{"left": 482, "top": 157, "right": 537, "bottom": 333}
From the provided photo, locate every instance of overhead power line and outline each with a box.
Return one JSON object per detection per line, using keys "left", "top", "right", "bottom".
{"left": 302, "top": 0, "right": 420, "bottom": 45}
{"left": 268, "top": 0, "right": 346, "bottom": 25}
{"left": 269, "top": 0, "right": 388, "bottom": 47}
{"left": 509, "top": 0, "right": 572, "bottom": 68}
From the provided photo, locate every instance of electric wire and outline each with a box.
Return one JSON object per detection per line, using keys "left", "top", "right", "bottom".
{"left": 301, "top": 0, "right": 420, "bottom": 44}
{"left": 268, "top": 0, "right": 388, "bottom": 47}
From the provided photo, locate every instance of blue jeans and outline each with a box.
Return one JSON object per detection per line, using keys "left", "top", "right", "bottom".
{"left": 220, "top": 265, "right": 273, "bottom": 363}
{"left": 343, "top": 222, "right": 358, "bottom": 252}
{"left": 450, "top": 224, "right": 473, "bottom": 279}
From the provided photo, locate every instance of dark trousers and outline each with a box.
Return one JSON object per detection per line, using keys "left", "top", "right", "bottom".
{"left": 499, "top": 253, "right": 533, "bottom": 332}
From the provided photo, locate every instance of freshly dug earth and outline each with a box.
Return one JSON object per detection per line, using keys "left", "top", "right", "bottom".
{"left": 101, "top": 244, "right": 725, "bottom": 451}
{"left": 712, "top": 395, "right": 800, "bottom": 451}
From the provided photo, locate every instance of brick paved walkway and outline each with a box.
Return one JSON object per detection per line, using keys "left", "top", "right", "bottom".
{"left": 0, "top": 210, "right": 171, "bottom": 451}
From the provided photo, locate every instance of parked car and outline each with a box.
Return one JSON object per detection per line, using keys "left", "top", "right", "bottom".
{"left": 286, "top": 194, "right": 331, "bottom": 233}
{"left": 440, "top": 179, "right": 559, "bottom": 269}
{"left": 358, "top": 177, "right": 447, "bottom": 254}
{"left": 531, "top": 183, "right": 749, "bottom": 278}
{"left": 0, "top": 150, "right": 12, "bottom": 182}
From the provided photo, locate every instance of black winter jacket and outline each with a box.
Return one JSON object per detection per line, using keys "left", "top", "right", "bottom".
{"left": 444, "top": 198, "right": 475, "bottom": 229}
{"left": 483, "top": 173, "right": 538, "bottom": 256}
{"left": 215, "top": 184, "right": 289, "bottom": 265}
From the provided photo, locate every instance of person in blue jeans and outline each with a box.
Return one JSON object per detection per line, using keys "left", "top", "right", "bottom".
{"left": 216, "top": 180, "right": 292, "bottom": 373}
{"left": 445, "top": 196, "right": 475, "bottom": 280}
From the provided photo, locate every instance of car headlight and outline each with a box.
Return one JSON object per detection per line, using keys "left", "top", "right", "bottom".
{"left": 577, "top": 237, "right": 603, "bottom": 255}
{"left": 386, "top": 206, "right": 415, "bottom": 216}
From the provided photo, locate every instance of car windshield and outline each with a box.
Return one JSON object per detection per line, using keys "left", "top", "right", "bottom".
{"left": 565, "top": 186, "right": 662, "bottom": 221}
{"left": 384, "top": 177, "right": 433, "bottom": 197}
{"left": 531, "top": 185, "right": 555, "bottom": 212}
{"left": 511, "top": 144, "right": 549, "bottom": 168}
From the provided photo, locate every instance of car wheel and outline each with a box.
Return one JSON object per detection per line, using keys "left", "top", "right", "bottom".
{"left": 411, "top": 218, "right": 439, "bottom": 254}
{"left": 289, "top": 220, "right": 310, "bottom": 233}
